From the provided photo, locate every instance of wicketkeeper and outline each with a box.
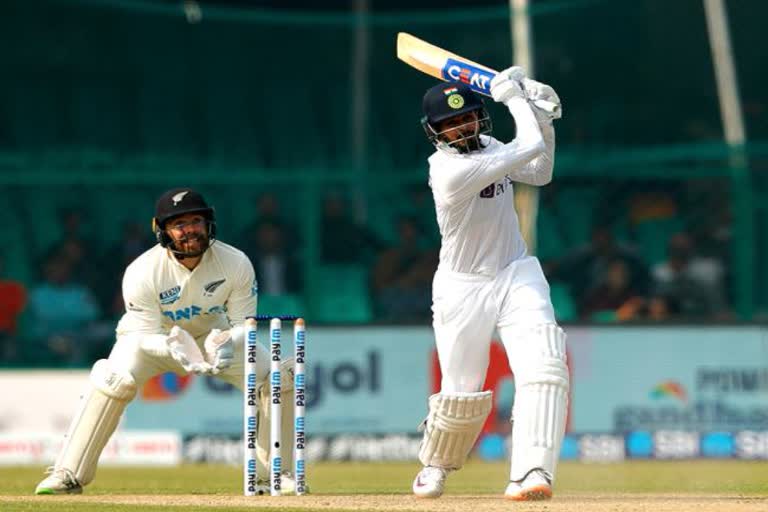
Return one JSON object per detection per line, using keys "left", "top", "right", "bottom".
{"left": 412, "top": 70, "right": 569, "bottom": 501}
{"left": 35, "top": 187, "right": 298, "bottom": 495}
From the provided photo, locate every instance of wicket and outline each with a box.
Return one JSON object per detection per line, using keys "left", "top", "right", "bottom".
{"left": 243, "top": 315, "right": 307, "bottom": 497}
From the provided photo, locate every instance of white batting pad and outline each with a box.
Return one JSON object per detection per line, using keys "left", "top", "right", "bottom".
{"left": 54, "top": 359, "right": 137, "bottom": 485}
{"left": 508, "top": 324, "right": 569, "bottom": 482}
{"left": 418, "top": 390, "right": 493, "bottom": 469}
{"left": 257, "top": 357, "right": 295, "bottom": 481}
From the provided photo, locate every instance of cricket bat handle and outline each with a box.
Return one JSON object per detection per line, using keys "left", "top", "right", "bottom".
{"left": 532, "top": 99, "right": 559, "bottom": 114}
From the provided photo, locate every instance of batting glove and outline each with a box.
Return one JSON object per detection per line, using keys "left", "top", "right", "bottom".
{"left": 522, "top": 78, "right": 562, "bottom": 119}
{"left": 490, "top": 66, "right": 526, "bottom": 104}
{"left": 203, "top": 328, "right": 235, "bottom": 375}
{"left": 167, "top": 326, "right": 213, "bottom": 375}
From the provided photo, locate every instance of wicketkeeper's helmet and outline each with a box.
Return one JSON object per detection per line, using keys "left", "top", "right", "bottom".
{"left": 152, "top": 187, "right": 217, "bottom": 256}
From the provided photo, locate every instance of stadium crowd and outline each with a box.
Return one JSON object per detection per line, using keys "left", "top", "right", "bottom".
{"left": 0, "top": 186, "right": 736, "bottom": 368}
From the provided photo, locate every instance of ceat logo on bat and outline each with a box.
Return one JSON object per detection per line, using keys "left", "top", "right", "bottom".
{"left": 442, "top": 58, "right": 494, "bottom": 94}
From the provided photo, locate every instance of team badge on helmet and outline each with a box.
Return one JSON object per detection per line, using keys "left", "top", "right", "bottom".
{"left": 447, "top": 94, "right": 465, "bottom": 109}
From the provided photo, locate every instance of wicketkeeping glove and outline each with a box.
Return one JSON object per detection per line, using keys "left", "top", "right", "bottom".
{"left": 203, "top": 329, "right": 235, "bottom": 375}
{"left": 167, "top": 326, "right": 213, "bottom": 375}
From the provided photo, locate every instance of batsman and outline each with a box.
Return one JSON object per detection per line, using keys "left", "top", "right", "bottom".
{"left": 35, "top": 187, "right": 299, "bottom": 495}
{"left": 412, "top": 70, "right": 568, "bottom": 500}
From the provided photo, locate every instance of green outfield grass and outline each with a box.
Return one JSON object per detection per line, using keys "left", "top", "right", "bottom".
{"left": 1, "top": 460, "right": 767, "bottom": 512}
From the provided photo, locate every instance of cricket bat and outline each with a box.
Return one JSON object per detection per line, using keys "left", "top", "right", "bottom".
{"left": 396, "top": 32, "right": 559, "bottom": 114}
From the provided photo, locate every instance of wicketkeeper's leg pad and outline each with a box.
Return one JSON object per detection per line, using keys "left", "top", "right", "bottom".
{"left": 55, "top": 359, "right": 137, "bottom": 486}
{"left": 418, "top": 390, "right": 493, "bottom": 470}
{"left": 256, "top": 357, "right": 295, "bottom": 481}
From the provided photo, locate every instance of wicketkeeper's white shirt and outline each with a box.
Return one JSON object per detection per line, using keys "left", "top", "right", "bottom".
{"left": 428, "top": 97, "right": 555, "bottom": 277}
{"left": 116, "top": 241, "right": 257, "bottom": 339}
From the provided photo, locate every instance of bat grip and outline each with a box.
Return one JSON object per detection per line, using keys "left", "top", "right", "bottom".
{"left": 533, "top": 99, "right": 559, "bottom": 114}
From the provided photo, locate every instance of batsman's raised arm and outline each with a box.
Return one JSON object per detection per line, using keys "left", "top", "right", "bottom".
{"left": 473, "top": 100, "right": 550, "bottom": 186}
{"left": 478, "top": 68, "right": 553, "bottom": 187}
{"left": 499, "top": 105, "right": 555, "bottom": 187}
{"left": 427, "top": 69, "right": 548, "bottom": 205}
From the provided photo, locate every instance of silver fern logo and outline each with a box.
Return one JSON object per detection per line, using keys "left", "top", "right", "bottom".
{"left": 172, "top": 191, "right": 189, "bottom": 205}
{"left": 203, "top": 278, "right": 226, "bottom": 296}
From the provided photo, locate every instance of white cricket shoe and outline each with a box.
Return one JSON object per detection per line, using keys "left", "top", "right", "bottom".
{"left": 34, "top": 467, "right": 83, "bottom": 495}
{"left": 412, "top": 466, "right": 449, "bottom": 498}
{"left": 504, "top": 469, "right": 553, "bottom": 501}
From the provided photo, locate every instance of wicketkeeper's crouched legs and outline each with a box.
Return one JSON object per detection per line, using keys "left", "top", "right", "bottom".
{"left": 36, "top": 331, "right": 197, "bottom": 495}
{"left": 35, "top": 359, "right": 137, "bottom": 494}
{"left": 499, "top": 323, "right": 569, "bottom": 483}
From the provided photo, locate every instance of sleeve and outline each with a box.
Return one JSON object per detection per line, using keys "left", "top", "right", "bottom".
{"left": 430, "top": 97, "right": 547, "bottom": 205}
{"left": 516, "top": 108, "right": 556, "bottom": 185}
{"left": 225, "top": 256, "right": 257, "bottom": 328}
{"left": 120, "top": 265, "right": 164, "bottom": 334}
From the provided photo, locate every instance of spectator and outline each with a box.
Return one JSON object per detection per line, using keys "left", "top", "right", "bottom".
{"left": 371, "top": 216, "right": 438, "bottom": 321}
{"left": 578, "top": 258, "right": 646, "bottom": 321}
{"left": 240, "top": 193, "right": 300, "bottom": 256}
{"left": 245, "top": 220, "right": 302, "bottom": 296}
{"left": 253, "top": 193, "right": 282, "bottom": 225}
{"left": 320, "top": 192, "right": 381, "bottom": 264}
{"left": 112, "top": 220, "right": 154, "bottom": 266}
{"left": 400, "top": 184, "right": 440, "bottom": 246}
{"left": 104, "top": 221, "right": 155, "bottom": 319}
{"left": 544, "top": 225, "right": 649, "bottom": 306}
{"left": 0, "top": 254, "right": 28, "bottom": 363}
{"left": 42, "top": 208, "right": 103, "bottom": 304}
{"left": 645, "top": 293, "right": 680, "bottom": 321}
{"left": 651, "top": 232, "right": 728, "bottom": 318}
{"left": 44, "top": 208, "right": 96, "bottom": 264}
{"left": 27, "top": 256, "right": 102, "bottom": 366}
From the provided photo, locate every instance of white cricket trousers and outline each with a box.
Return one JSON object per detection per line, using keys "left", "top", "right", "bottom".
{"left": 431, "top": 256, "right": 557, "bottom": 392}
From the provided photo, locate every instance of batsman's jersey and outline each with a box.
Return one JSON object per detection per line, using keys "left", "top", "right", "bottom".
{"left": 428, "top": 97, "right": 555, "bottom": 277}
{"left": 116, "top": 241, "right": 256, "bottom": 339}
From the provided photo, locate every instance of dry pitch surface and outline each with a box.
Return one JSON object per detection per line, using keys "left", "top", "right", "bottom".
{"left": 2, "top": 460, "right": 768, "bottom": 511}
{"left": 2, "top": 493, "right": 767, "bottom": 512}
